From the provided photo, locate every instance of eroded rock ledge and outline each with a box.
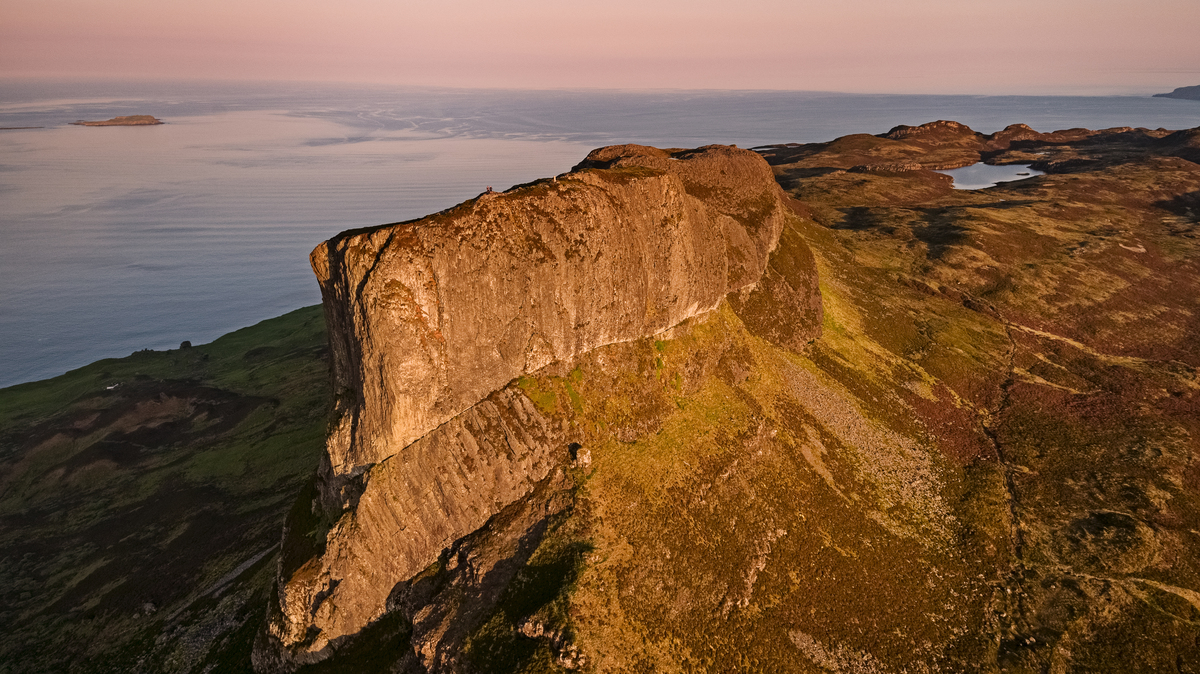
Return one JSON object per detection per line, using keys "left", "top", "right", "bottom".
{"left": 254, "top": 144, "right": 822, "bottom": 670}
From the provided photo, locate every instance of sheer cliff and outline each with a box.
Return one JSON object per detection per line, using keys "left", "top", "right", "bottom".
{"left": 255, "top": 144, "right": 822, "bottom": 670}
{"left": 309, "top": 144, "right": 802, "bottom": 484}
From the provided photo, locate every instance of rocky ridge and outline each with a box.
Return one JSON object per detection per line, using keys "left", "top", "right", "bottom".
{"left": 755, "top": 119, "right": 1192, "bottom": 174}
{"left": 311, "top": 144, "right": 795, "bottom": 484}
{"left": 256, "top": 144, "right": 822, "bottom": 669}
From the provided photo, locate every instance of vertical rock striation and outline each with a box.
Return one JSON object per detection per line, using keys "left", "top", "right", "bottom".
{"left": 256, "top": 144, "right": 822, "bottom": 670}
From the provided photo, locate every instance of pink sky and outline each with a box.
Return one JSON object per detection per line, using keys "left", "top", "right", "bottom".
{"left": 3, "top": 0, "right": 1198, "bottom": 94}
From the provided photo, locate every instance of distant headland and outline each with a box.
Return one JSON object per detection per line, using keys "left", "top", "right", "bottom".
{"left": 70, "top": 115, "right": 163, "bottom": 126}
{"left": 1154, "top": 85, "right": 1200, "bottom": 101}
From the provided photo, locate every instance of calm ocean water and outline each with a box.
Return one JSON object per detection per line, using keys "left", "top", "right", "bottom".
{"left": 2, "top": 80, "right": 1198, "bottom": 387}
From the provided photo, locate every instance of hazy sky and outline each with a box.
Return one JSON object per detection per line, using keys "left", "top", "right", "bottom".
{"left": 3, "top": 0, "right": 1198, "bottom": 94}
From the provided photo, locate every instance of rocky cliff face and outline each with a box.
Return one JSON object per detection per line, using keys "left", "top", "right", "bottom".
{"left": 256, "top": 144, "right": 822, "bottom": 669}
{"left": 312, "top": 144, "right": 790, "bottom": 486}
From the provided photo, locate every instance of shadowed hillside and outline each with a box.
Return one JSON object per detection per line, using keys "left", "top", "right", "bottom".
{"left": 0, "top": 307, "right": 330, "bottom": 673}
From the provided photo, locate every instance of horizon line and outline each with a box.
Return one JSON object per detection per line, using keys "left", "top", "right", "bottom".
{"left": 0, "top": 75, "right": 1193, "bottom": 99}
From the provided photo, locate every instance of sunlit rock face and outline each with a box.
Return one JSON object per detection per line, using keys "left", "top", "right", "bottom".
{"left": 309, "top": 144, "right": 810, "bottom": 488}
{"left": 255, "top": 143, "right": 822, "bottom": 669}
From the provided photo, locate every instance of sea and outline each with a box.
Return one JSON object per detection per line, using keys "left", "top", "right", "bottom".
{"left": 2, "top": 80, "right": 1198, "bottom": 388}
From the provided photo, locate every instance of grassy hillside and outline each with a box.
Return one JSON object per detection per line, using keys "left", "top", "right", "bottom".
{"left": 0, "top": 306, "right": 330, "bottom": 673}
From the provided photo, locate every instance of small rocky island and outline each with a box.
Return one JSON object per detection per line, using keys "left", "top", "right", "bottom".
{"left": 70, "top": 115, "right": 163, "bottom": 126}
{"left": 1154, "top": 85, "right": 1200, "bottom": 100}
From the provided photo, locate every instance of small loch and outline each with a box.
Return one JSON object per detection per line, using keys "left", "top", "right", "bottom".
{"left": 936, "top": 163, "right": 1044, "bottom": 190}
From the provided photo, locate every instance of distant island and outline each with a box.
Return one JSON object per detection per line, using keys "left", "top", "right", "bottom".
{"left": 1154, "top": 85, "right": 1200, "bottom": 100}
{"left": 70, "top": 115, "right": 163, "bottom": 126}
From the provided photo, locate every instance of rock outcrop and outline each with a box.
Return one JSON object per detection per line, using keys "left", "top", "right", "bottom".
{"left": 311, "top": 144, "right": 801, "bottom": 488}
{"left": 758, "top": 120, "right": 1188, "bottom": 175}
{"left": 256, "top": 144, "right": 822, "bottom": 669}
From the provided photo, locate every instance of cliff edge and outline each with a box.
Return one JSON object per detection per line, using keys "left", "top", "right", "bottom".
{"left": 255, "top": 144, "right": 822, "bottom": 669}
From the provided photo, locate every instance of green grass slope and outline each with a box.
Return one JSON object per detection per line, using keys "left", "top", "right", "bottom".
{"left": 0, "top": 306, "right": 330, "bottom": 674}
